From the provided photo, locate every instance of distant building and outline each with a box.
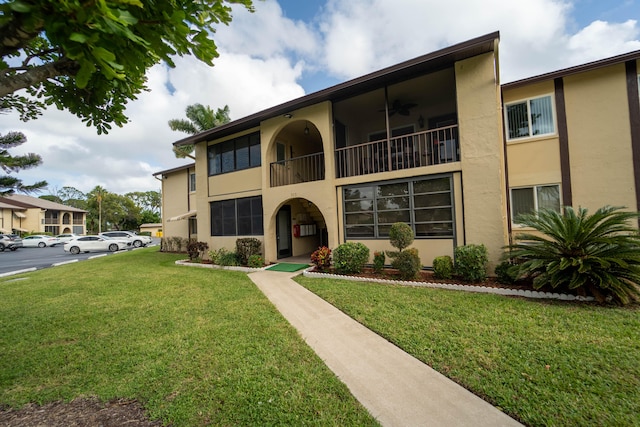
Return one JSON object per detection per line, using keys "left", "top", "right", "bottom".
{"left": 0, "top": 194, "right": 87, "bottom": 235}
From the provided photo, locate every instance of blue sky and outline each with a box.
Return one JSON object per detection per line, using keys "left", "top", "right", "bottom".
{"left": 0, "top": 0, "right": 639, "bottom": 195}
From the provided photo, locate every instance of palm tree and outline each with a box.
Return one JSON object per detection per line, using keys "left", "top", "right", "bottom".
{"left": 506, "top": 205, "right": 640, "bottom": 304}
{"left": 168, "top": 104, "right": 231, "bottom": 159}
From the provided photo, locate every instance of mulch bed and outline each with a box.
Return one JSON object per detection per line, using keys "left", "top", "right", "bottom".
{"left": 315, "top": 266, "right": 532, "bottom": 289}
{"left": 0, "top": 397, "right": 163, "bottom": 427}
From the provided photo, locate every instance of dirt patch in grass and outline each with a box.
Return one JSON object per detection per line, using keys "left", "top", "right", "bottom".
{"left": 0, "top": 397, "right": 163, "bottom": 427}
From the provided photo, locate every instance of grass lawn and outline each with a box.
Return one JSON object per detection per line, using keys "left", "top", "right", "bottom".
{"left": 296, "top": 276, "right": 640, "bottom": 427}
{"left": 0, "top": 249, "right": 377, "bottom": 426}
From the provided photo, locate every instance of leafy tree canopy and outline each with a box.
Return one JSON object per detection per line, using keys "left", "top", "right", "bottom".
{"left": 0, "top": 0, "right": 253, "bottom": 134}
{"left": 169, "top": 103, "right": 231, "bottom": 158}
{"left": 0, "top": 130, "right": 47, "bottom": 194}
{"left": 126, "top": 190, "right": 160, "bottom": 214}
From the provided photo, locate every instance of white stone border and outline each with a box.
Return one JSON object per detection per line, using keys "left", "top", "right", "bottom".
{"left": 175, "top": 259, "right": 266, "bottom": 273}
{"left": 302, "top": 269, "right": 594, "bottom": 302}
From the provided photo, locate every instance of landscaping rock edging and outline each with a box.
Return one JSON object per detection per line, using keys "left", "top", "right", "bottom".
{"left": 175, "top": 260, "right": 594, "bottom": 302}
{"left": 175, "top": 259, "right": 266, "bottom": 273}
{"left": 302, "top": 269, "right": 595, "bottom": 302}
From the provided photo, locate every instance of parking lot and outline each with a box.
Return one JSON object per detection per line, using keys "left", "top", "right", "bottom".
{"left": 0, "top": 239, "right": 159, "bottom": 276}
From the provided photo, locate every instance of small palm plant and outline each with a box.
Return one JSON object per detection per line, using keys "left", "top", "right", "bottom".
{"left": 506, "top": 206, "right": 640, "bottom": 304}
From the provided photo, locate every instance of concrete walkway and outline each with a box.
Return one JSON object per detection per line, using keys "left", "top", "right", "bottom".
{"left": 249, "top": 269, "right": 522, "bottom": 427}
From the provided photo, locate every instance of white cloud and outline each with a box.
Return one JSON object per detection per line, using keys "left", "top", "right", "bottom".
{"left": 567, "top": 19, "right": 640, "bottom": 62}
{"left": 0, "top": 0, "right": 638, "bottom": 197}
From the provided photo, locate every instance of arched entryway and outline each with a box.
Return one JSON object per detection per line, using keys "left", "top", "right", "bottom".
{"left": 269, "top": 120, "right": 325, "bottom": 188}
{"left": 274, "top": 198, "right": 328, "bottom": 260}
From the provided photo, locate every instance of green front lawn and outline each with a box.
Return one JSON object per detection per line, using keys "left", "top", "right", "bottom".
{"left": 296, "top": 276, "right": 640, "bottom": 427}
{"left": 0, "top": 249, "right": 377, "bottom": 426}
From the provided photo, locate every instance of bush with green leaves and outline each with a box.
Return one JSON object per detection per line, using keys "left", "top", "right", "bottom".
{"left": 388, "top": 222, "right": 414, "bottom": 252}
{"left": 391, "top": 248, "right": 421, "bottom": 280}
{"left": 218, "top": 251, "right": 240, "bottom": 267}
{"left": 311, "top": 246, "right": 332, "bottom": 271}
{"left": 187, "top": 240, "right": 209, "bottom": 261}
{"left": 332, "top": 242, "right": 370, "bottom": 274}
{"left": 506, "top": 205, "right": 640, "bottom": 304}
{"left": 247, "top": 254, "right": 264, "bottom": 268}
{"left": 494, "top": 260, "right": 518, "bottom": 285}
{"left": 236, "top": 238, "right": 262, "bottom": 266}
{"left": 433, "top": 255, "right": 453, "bottom": 280}
{"left": 373, "top": 251, "right": 385, "bottom": 274}
{"left": 208, "top": 247, "right": 239, "bottom": 266}
{"left": 454, "top": 244, "right": 488, "bottom": 282}
{"left": 161, "top": 236, "right": 188, "bottom": 253}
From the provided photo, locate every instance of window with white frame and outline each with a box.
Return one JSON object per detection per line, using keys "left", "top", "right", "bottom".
{"left": 505, "top": 95, "right": 555, "bottom": 140}
{"left": 510, "top": 184, "right": 561, "bottom": 223}
{"left": 189, "top": 172, "right": 196, "bottom": 192}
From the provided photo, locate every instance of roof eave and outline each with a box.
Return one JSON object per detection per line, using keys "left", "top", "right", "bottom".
{"left": 503, "top": 48, "right": 640, "bottom": 89}
{"left": 174, "top": 31, "right": 500, "bottom": 147}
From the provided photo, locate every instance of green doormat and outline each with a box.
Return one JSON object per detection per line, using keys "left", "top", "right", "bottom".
{"left": 266, "top": 263, "right": 309, "bottom": 272}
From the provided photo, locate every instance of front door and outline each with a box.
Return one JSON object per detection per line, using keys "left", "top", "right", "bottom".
{"left": 276, "top": 205, "right": 292, "bottom": 259}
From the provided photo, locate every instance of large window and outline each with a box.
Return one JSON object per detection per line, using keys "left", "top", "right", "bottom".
{"left": 511, "top": 184, "right": 561, "bottom": 223}
{"left": 505, "top": 95, "right": 555, "bottom": 140}
{"left": 207, "top": 132, "right": 261, "bottom": 175}
{"left": 210, "top": 196, "right": 263, "bottom": 236}
{"left": 344, "top": 175, "right": 454, "bottom": 239}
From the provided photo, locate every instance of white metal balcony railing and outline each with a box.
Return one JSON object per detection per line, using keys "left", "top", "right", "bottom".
{"left": 335, "top": 125, "right": 459, "bottom": 178}
{"left": 270, "top": 152, "right": 325, "bottom": 187}
{"left": 268, "top": 125, "right": 459, "bottom": 186}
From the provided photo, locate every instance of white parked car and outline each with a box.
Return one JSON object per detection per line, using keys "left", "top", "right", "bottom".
{"left": 99, "top": 231, "right": 152, "bottom": 248}
{"left": 64, "top": 235, "right": 130, "bottom": 254}
{"left": 55, "top": 233, "right": 79, "bottom": 243}
{"left": 22, "top": 235, "right": 61, "bottom": 248}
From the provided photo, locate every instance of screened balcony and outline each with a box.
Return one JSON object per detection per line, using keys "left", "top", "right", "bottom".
{"left": 335, "top": 125, "right": 458, "bottom": 178}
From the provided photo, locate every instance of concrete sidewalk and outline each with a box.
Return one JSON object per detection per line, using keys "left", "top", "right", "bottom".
{"left": 249, "top": 269, "right": 522, "bottom": 427}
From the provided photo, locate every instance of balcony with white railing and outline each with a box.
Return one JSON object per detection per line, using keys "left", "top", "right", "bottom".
{"left": 270, "top": 152, "right": 325, "bottom": 187}
{"left": 335, "top": 125, "right": 459, "bottom": 179}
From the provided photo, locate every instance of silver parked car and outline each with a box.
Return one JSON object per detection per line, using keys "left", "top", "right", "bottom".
{"left": 0, "top": 234, "right": 22, "bottom": 251}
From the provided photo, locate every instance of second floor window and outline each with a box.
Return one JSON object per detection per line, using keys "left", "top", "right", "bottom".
{"left": 208, "top": 132, "right": 261, "bottom": 175}
{"left": 189, "top": 173, "right": 196, "bottom": 192}
{"left": 505, "top": 95, "right": 555, "bottom": 140}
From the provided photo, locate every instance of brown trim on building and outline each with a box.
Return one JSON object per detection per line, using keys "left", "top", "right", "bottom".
{"left": 500, "top": 95, "right": 512, "bottom": 242}
{"left": 554, "top": 78, "right": 572, "bottom": 207}
{"left": 626, "top": 60, "right": 640, "bottom": 214}
{"left": 504, "top": 49, "right": 640, "bottom": 90}
{"left": 173, "top": 32, "right": 500, "bottom": 147}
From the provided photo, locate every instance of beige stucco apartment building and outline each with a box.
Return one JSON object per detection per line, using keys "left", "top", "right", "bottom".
{"left": 503, "top": 50, "right": 640, "bottom": 242}
{"left": 0, "top": 194, "right": 87, "bottom": 235}
{"left": 155, "top": 32, "right": 640, "bottom": 268}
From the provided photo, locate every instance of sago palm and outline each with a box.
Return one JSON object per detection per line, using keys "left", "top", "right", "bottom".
{"left": 506, "top": 206, "right": 640, "bottom": 304}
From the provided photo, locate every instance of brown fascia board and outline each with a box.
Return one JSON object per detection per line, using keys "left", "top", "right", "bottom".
{"left": 0, "top": 200, "right": 26, "bottom": 210}
{"left": 502, "top": 49, "right": 640, "bottom": 89}
{"left": 174, "top": 31, "right": 500, "bottom": 147}
{"left": 152, "top": 163, "right": 195, "bottom": 177}
{"left": 0, "top": 196, "right": 33, "bottom": 209}
{"left": 0, "top": 195, "right": 88, "bottom": 213}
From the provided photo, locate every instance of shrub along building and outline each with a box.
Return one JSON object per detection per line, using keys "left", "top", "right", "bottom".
{"left": 154, "top": 31, "right": 640, "bottom": 269}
